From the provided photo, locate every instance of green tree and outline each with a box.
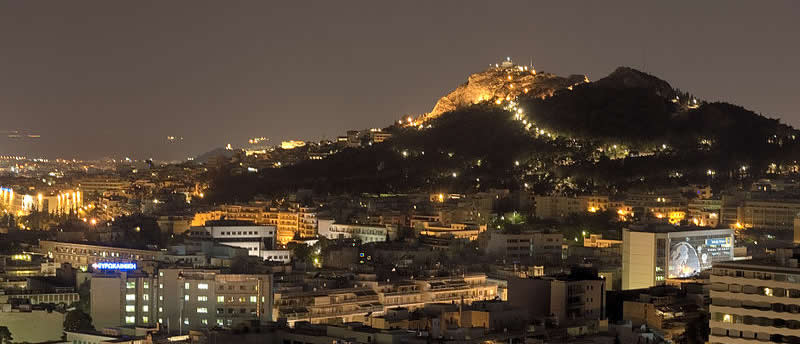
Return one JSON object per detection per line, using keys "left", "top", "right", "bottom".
{"left": 0, "top": 326, "right": 12, "bottom": 344}
{"left": 63, "top": 310, "right": 94, "bottom": 333}
{"left": 287, "top": 242, "right": 313, "bottom": 263}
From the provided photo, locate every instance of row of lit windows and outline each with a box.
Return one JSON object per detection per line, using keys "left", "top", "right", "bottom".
{"left": 126, "top": 281, "right": 150, "bottom": 289}
{"left": 124, "top": 316, "right": 148, "bottom": 324}
{"left": 125, "top": 305, "right": 150, "bottom": 312}
{"left": 182, "top": 295, "right": 259, "bottom": 303}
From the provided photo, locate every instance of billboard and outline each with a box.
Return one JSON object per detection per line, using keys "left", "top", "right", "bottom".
{"left": 668, "top": 231, "right": 733, "bottom": 278}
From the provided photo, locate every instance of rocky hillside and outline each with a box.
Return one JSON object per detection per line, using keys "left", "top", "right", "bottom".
{"left": 419, "top": 61, "right": 587, "bottom": 122}
{"left": 210, "top": 63, "right": 800, "bottom": 202}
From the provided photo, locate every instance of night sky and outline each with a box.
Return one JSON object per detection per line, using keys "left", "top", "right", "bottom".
{"left": 1, "top": 1, "right": 798, "bottom": 160}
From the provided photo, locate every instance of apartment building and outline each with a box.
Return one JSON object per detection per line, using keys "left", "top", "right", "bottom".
{"left": 90, "top": 270, "right": 158, "bottom": 330}
{"left": 274, "top": 287, "right": 383, "bottom": 326}
{"left": 415, "top": 222, "right": 487, "bottom": 241}
{"left": 186, "top": 220, "right": 278, "bottom": 259}
{"left": 483, "top": 230, "right": 563, "bottom": 263}
{"left": 736, "top": 199, "right": 800, "bottom": 231}
{"left": 534, "top": 195, "right": 585, "bottom": 219}
{"left": 273, "top": 274, "right": 498, "bottom": 327}
{"left": 76, "top": 177, "right": 130, "bottom": 196}
{"left": 688, "top": 199, "right": 722, "bottom": 228}
{"left": 158, "top": 268, "right": 272, "bottom": 333}
{"left": 709, "top": 257, "right": 800, "bottom": 344}
{"left": 318, "top": 222, "right": 390, "bottom": 243}
{"left": 508, "top": 267, "right": 606, "bottom": 327}
{"left": 265, "top": 206, "right": 318, "bottom": 245}
{"left": 190, "top": 204, "right": 318, "bottom": 245}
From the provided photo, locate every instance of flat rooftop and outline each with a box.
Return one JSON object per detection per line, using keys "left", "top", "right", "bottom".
{"left": 626, "top": 223, "right": 731, "bottom": 234}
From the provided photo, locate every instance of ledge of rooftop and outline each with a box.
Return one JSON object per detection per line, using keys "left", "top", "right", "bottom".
{"left": 625, "top": 222, "right": 730, "bottom": 233}
{"left": 201, "top": 219, "right": 260, "bottom": 226}
{"left": 41, "top": 239, "right": 161, "bottom": 251}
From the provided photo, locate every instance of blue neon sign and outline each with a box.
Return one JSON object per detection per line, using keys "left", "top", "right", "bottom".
{"left": 92, "top": 262, "right": 137, "bottom": 270}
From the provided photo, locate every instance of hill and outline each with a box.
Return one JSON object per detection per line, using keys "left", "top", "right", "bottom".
{"left": 209, "top": 65, "right": 800, "bottom": 202}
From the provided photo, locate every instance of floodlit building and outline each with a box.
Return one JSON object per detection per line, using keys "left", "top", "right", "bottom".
{"left": 318, "top": 222, "right": 391, "bottom": 243}
{"left": 76, "top": 177, "right": 130, "bottom": 196}
{"left": 40, "top": 240, "right": 162, "bottom": 271}
{"left": 415, "top": 222, "right": 487, "bottom": 241}
{"left": 622, "top": 224, "right": 734, "bottom": 290}
{"left": 0, "top": 187, "right": 83, "bottom": 216}
{"left": 688, "top": 199, "right": 722, "bottom": 227}
{"left": 186, "top": 220, "right": 278, "bottom": 259}
{"left": 265, "top": 206, "right": 318, "bottom": 245}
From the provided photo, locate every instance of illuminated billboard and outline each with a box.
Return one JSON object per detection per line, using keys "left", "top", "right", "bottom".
{"left": 91, "top": 262, "right": 137, "bottom": 271}
{"left": 668, "top": 231, "right": 733, "bottom": 278}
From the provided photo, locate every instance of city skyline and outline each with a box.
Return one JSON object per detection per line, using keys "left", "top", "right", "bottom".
{"left": 1, "top": 0, "right": 799, "bottom": 159}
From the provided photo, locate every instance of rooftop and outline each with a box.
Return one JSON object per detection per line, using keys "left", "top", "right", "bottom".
{"left": 625, "top": 223, "right": 731, "bottom": 234}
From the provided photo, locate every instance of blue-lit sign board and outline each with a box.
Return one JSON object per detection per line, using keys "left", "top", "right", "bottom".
{"left": 705, "top": 237, "right": 731, "bottom": 246}
{"left": 92, "top": 262, "right": 137, "bottom": 270}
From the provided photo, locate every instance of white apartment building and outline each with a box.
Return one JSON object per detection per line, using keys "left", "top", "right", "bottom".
{"left": 318, "top": 222, "right": 389, "bottom": 243}
{"left": 187, "top": 221, "right": 279, "bottom": 260}
{"left": 710, "top": 257, "right": 800, "bottom": 344}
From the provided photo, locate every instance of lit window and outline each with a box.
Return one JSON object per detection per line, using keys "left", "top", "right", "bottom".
{"left": 217, "top": 296, "right": 225, "bottom": 303}
{"left": 126, "top": 294, "right": 136, "bottom": 301}
{"left": 198, "top": 283, "right": 209, "bottom": 290}
{"left": 723, "top": 314, "right": 732, "bottom": 323}
{"left": 250, "top": 296, "right": 257, "bottom": 303}
{"left": 184, "top": 295, "right": 189, "bottom": 301}
{"left": 158, "top": 318, "right": 163, "bottom": 323}
{"left": 142, "top": 305, "right": 149, "bottom": 312}
{"left": 125, "top": 316, "right": 135, "bottom": 324}
{"left": 198, "top": 296, "right": 208, "bottom": 302}
{"left": 142, "top": 316, "right": 149, "bottom": 323}
{"left": 126, "top": 281, "right": 136, "bottom": 289}
{"left": 159, "top": 307, "right": 163, "bottom": 313}
{"left": 143, "top": 294, "right": 149, "bottom": 301}
{"left": 159, "top": 272, "right": 164, "bottom": 277}
{"left": 184, "top": 319, "right": 189, "bottom": 325}
{"left": 765, "top": 288, "right": 773, "bottom": 296}
{"left": 159, "top": 283, "right": 163, "bottom": 289}
{"left": 126, "top": 305, "right": 135, "bottom": 312}
{"left": 197, "top": 307, "right": 208, "bottom": 313}
{"left": 216, "top": 319, "right": 223, "bottom": 326}
{"left": 201, "top": 319, "right": 208, "bottom": 325}
{"left": 185, "top": 283, "right": 190, "bottom": 289}
{"left": 159, "top": 296, "right": 163, "bottom": 301}
{"left": 143, "top": 282, "right": 149, "bottom": 289}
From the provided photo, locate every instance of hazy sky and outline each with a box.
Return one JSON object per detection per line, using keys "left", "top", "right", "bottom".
{"left": 1, "top": 1, "right": 798, "bottom": 160}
